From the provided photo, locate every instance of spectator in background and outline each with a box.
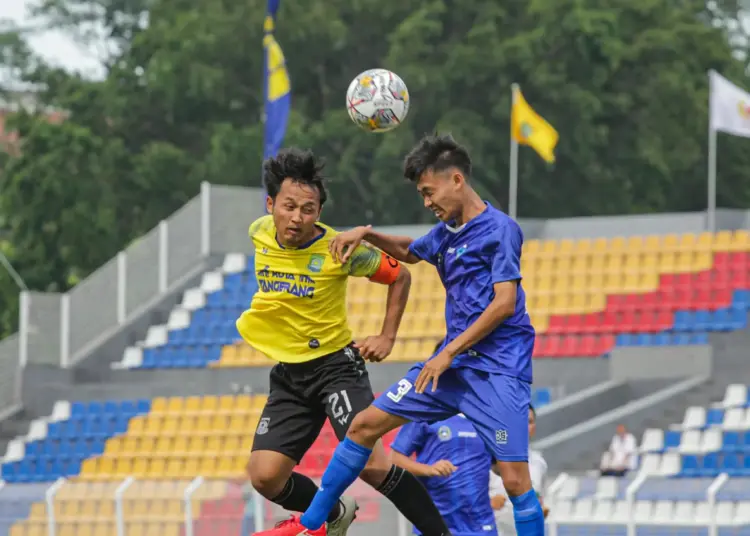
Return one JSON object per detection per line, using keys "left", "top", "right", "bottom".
{"left": 600, "top": 424, "right": 637, "bottom": 477}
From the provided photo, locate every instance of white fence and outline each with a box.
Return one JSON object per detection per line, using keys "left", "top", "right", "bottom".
{"left": 546, "top": 472, "right": 750, "bottom": 536}
{"left": 0, "top": 478, "right": 408, "bottom": 536}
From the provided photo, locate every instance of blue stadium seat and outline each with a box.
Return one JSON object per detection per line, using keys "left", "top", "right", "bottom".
{"left": 723, "top": 431, "right": 741, "bottom": 452}
{"left": 664, "top": 430, "right": 681, "bottom": 450}
{"left": 707, "top": 408, "right": 724, "bottom": 427}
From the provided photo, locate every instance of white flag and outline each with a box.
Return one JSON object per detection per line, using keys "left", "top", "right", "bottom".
{"left": 710, "top": 70, "right": 750, "bottom": 138}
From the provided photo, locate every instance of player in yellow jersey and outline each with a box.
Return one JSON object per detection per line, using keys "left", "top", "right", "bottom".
{"left": 240, "top": 148, "right": 453, "bottom": 536}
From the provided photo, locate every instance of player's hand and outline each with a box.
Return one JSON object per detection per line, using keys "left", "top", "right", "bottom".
{"left": 427, "top": 460, "right": 458, "bottom": 477}
{"left": 329, "top": 225, "right": 371, "bottom": 264}
{"left": 490, "top": 495, "right": 507, "bottom": 510}
{"left": 415, "top": 349, "right": 455, "bottom": 394}
{"left": 543, "top": 505, "right": 550, "bottom": 518}
{"left": 354, "top": 334, "right": 394, "bottom": 362}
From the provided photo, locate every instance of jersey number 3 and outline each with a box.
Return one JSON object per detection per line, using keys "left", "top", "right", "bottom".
{"left": 386, "top": 379, "right": 413, "bottom": 403}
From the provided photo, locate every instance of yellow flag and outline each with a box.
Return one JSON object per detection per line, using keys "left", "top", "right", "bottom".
{"left": 511, "top": 86, "right": 559, "bottom": 164}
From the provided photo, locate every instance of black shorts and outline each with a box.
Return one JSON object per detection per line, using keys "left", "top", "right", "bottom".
{"left": 251, "top": 344, "right": 375, "bottom": 462}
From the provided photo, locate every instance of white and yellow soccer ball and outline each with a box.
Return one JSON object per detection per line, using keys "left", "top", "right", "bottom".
{"left": 346, "top": 69, "right": 410, "bottom": 132}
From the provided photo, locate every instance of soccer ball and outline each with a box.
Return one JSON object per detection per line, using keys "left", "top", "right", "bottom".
{"left": 346, "top": 69, "right": 410, "bottom": 132}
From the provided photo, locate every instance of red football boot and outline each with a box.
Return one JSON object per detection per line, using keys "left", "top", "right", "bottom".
{"left": 253, "top": 515, "right": 326, "bottom": 536}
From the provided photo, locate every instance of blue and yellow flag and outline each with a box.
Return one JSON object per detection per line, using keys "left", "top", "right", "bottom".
{"left": 511, "top": 86, "right": 559, "bottom": 164}
{"left": 263, "top": 0, "right": 291, "bottom": 160}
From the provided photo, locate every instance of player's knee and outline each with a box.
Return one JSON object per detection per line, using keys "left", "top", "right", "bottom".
{"left": 346, "top": 409, "right": 385, "bottom": 447}
{"left": 496, "top": 462, "right": 532, "bottom": 497}
{"left": 248, "top": 456, "right": 287, "bottom": 499}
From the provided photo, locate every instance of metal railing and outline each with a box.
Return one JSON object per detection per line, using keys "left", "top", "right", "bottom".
{"left": 0, "top": 478, "right": 408, "bottom": 536}
{"left": 546, "top": 472, "right": 748, "bottom": 535}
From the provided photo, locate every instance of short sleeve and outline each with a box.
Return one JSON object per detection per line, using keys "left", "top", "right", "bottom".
{"left": 346, "top": 244, "right": 382, "bottom": 278}
{"left": 490, "top": 222, "right": 523, "bottom": 284}
{"left": 408, "top": 224, "right": 443, "bottom": 265}
{"left": 391, "top": 422, "right": 428, "bottom": 457}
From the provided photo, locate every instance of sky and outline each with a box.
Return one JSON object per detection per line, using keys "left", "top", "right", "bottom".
{"left": 1, "top": 0, "right": 106, "bottom": 80}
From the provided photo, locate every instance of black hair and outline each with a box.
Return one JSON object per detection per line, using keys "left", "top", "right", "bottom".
{"left": 403, "top": 133, "right": 472, "bottom": 182}
{"left": 263, "top": 147, "right": 328, "bottom": 205}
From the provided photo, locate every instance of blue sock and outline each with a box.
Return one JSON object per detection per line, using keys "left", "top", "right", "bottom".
{"left": 510, "top": 489, "right": 545, "bottom": 536}
{"left": 300, "top": 438, "right": 372, "bottom": 530}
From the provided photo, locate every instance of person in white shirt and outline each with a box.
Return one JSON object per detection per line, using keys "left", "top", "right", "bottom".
{"left": 489, "top": 405, "right": 548, "bottom": 536}
{"left": 600, "top": 424, "right": 637, "bottom": 477}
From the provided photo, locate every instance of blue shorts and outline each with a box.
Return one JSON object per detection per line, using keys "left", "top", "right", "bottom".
{"left": 374, "top": 364, "right": 531, "bottom": 462}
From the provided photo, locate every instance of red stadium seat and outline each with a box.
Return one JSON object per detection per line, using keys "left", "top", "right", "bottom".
{"left": 714, "top": 252, "right": 730, "bottom": 271}
{"left": 565, "top": 314, "right": 584, "bottom": 333}
{"left": 561, "top": 335, "right": 580, "bottom": 356}
{"left": 547, "top": 316, "right": 566, "bottom": 335}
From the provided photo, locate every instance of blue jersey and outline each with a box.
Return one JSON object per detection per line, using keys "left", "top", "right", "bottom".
{"left": 408, "top": 202, "right": 535, "bottom": 382}
{"left": 391, "top": 415, "right": 497, "bottom": 536}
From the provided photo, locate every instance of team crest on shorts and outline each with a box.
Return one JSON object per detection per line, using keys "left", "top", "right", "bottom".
{"left": 307, "top": 254, "right": 325, "bottom": 273}
{"left": 437, "top": 426, "right": 452, "bottom": 441}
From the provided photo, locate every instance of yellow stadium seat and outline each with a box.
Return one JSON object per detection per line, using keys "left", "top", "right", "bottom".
{"left": 162, "top": 416, "right": 180, "bottom": 435}
{"left": 642, "top": 235, "right": 660, "bottom": 251}
{"left": 532, "top": 314, "right": 549, "bottom": 333}
{"left": 199, "top": 457, "right": 218, "bottom": 477}
{"left": 588, "top": 292, "right": 606, "bottom": 311}
{"left": 659, "top": 252, "right": 677, "bottom": 272}
{"left": 77, "top": 525, "right": 92, "bottom": 536}
{"left": 573, "top": 238, "right": 592, "bottom": 256}
{"left": 92, "top": 522, "right": 112, "bottom": 536}
{"left": 61, "top": 500, "right": 80, "bottom": 520}
{"left": 155, "top": 437, "right": 172, "bottom": 454}
{"left": 609, "top": 236, "right": 626, "bottom": 252}
{"left": 678, "top": 233, "right": 697, "bottom": 251}
{"left": 166, "top": 397, "right": 184, "bottom": 414}
{"left": 523, "top": 240, "right": 540, "bottom": 258}
{"left": 731, "top": 230, "right": 750, "bottom": 251}
{"left": 29, "top": 525, "right": 46, "bottom": 536}
{"left": 571, "top": 256, "right": 588, "bottom": 274}
{"left": 58, "top": 525, "right": 75, "bottom": 536}
{"left": 713, "top": 230, "right": 732, "bottom": 251}
{"left": 9, "top": 524, "right": 24, "bottom": 536}
{"left": 640, "top": 253, "right": 658, "bottom": 273}
{"left": 114, "top": 458, "right": 132, "bottom": 477}
{"left": 603, "top": 273, "right": 622, "bottom": 293}
{"left": 696, "top": 232, "right": 713, "bottom": 250}
{"left": 590, "top": 237, "right": 607, "bottom": 254}
{"left": 539, "top": 240, "right": 557, "bottom": 258}
{"left": 661, "top": 233, "right": 678, "bottom": 250}
{"left": 625, "top": 236, "right": 643, "bottom": 251}
{"left": 553, "top": 257, "right": 572, "bottom": 273}
{"left": 217, "top": 345, "right": 238, "bottom": 366}
{"left": 604, "top": 253, "right": 624, "bottom": 273}
{"left": 128, "top": 416, "right": 147, "bottom": 435}
{"left": 557, "top": 239, "right": 574, "bottom": 256}
{"left": 589, "top": 256, "right": 605, "bottom": 274}
{"left": 173, "top": 435, "right": 189, "bottom": 454}
{"left": 622, "top": 274, "right": 639, "bottom": 292}
{"left": 151, "top": 397, "right": 168, "bottom": 414}
{"left": 98, "top": 500, "right": 114, "bottom": 520}
{"left": 675, "top": 252, "right": 692, "bottom": 273}
{"left": 694, "top": 251, "right": 712, "bottom": 271}
{"left": 537, "top": 259, "right": 553, "bottom": 276}
{"left": 29, "top": 504, "right": 46, "bottom": 521}
{"left": 569, "top": 294, "right": 586, "bottom": 313}
{"left": 148, "top": 459, "right": 166, "bottom": 477}
{"left": 640, "top": 272, "right": 659, "bottom": 290}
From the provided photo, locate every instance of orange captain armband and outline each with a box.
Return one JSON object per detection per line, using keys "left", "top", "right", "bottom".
{"left": 369, "top": 252, "right": 401, "bottom": 285}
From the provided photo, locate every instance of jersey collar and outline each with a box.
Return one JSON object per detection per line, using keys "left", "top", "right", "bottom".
{"left": 275, "top": 225, "right": 327, "bottom": 250}
{"left": 444, "top": 201, "right": 492, "bottom": 234}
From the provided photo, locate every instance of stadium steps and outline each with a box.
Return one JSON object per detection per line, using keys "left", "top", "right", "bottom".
{"left": 0, "top": 410, "right": 36, "bottom": 461}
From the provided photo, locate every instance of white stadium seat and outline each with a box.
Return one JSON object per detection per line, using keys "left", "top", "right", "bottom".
{"left": 640, "top": 428, "right": 664, "bottom": 452}
{"left": 720, "top": 384, "right": 747, "bottom": 408}
{"left": 222, "top": 252, "right": 246, "bottom": 273}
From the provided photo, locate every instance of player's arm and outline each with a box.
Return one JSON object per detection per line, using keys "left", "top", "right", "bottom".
{"left": 360, "top": 228, "right": 421, "bottom": 264}
{"left": 390, "top": 424, "right": 456, "bottom": 477}
{"left": 347, "top": 244, "right": 411, "bottom": 361}
{"left": 330, "top": 224, "right": 441, "bottom": 265}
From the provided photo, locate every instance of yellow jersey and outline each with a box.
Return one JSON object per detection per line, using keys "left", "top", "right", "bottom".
{"left": 236, "top": 215, "right": 401, "bottom": 364}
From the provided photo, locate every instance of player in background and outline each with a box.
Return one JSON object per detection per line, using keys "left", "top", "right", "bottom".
{"left": 272, "top": 133, "right": 545, "bottom": 536}
{"left": 389, "top": 342, "right": 497, "bottom": 536}
{"left": 490, "top": 406, "right": 549, "bottom": 536}
{"left": 242, "top": 148, "right": 453, "bottom": 536}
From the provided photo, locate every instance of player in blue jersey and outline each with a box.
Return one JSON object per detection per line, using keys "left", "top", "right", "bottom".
{"left": 256, "top": 133, "right": 544, "bottom": 536}
{"left": 391, "top": 413, "right": 497, "bottom": 536}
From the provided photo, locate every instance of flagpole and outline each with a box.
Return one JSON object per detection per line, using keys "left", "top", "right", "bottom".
{"left": 707, "top": 70, "right": 717, "bottom": 232}
{"left": 509, "top": 84, "right": 519, "bottom": 220}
